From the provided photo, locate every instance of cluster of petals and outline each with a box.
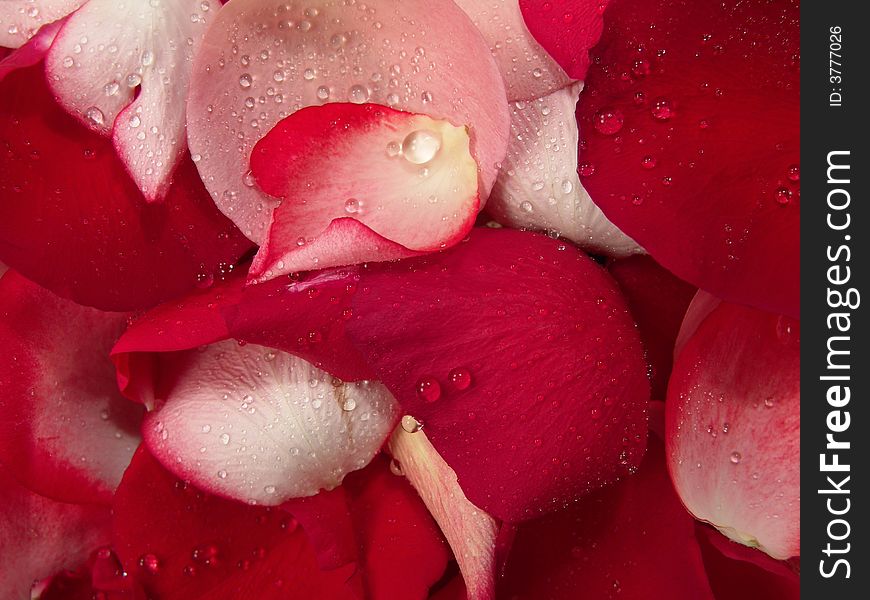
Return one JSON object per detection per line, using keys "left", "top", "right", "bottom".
{"left": 0, "top": 0, "right": 799, "bottom": 598}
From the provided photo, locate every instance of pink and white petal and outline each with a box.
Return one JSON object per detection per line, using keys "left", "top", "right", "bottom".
{"left": 0, "top": 270, "right": 144, "bottom": 505}
{"left": 248, "top": 103, "right": 476, "bottom": 279}
{"left": 453, "top": 0, "right": 571, "bottom": 101}
{"left": 45, "top": 0, "right": 214, "bottom": 201}
{"left": 251, "top": 218, "right": 423, "bottom": 283}
{"left": 0, "top": 467, "right": 111, "bottom": 600}
{"left": 145, "top": 340, "right": 399, "bottom": 505}
{"left": 0, "top": 0, "right": 82, "bottom": 48}
{"left": 666, "top": 301, "right": 800, "bottom": 560}
{"left": 187, "top": 0, "right": 510, "bottom": 244}
{"left": 488, "top": 82, "right": 642, "bottom": 256}
{"left": 0, "top": 15, "right": 61, "bottom": 81}
{"left": 389, "top": 426, "right": 498, "bottom": 600}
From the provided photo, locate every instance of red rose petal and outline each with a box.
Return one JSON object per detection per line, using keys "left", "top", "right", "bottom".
{"left": 518, "top": 0, "right": 611, "bottom": 81}
{"left": 0, "top": 270, "right": 144, "bottom": 504}
{"left": 607, "top": 254, "right": 697, "bottom": 399}
{"left": 224, "top": 267, "right": 374, "bottom": 381}
{"left": 282, "top": 487, "right": 357, "bottom": 571}
{"left": 345, "top": 228, "right": 649, "bottom": 521}
{"left": 577, "top": 0, "right": 799, "bottom": 317}
{"left": 666, "top": 300, "right": 800, "bottom": 559}
{"left": 0, "top": 466, "right": 111, "bottom": 599}
{"left": 112, "top": 446, "right": 355, "bottom": 600}
{"left": 697, "top": 525, "right": 800, "bottom": 600}
{"left": 499, "top": 438, "right": 715, "bottom": 599}
{"left": 0, "top": 64, "right": 251, "bottom": 311}
{"left": 249, "top": 103, "right": 476, "bottom": 279}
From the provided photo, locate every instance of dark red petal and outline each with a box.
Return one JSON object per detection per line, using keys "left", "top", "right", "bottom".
{"left": 578, "top": 0, "right": 799, "bottom": 318}
{"left": 518, "top": 0, "right": 610, "bottom": 80}
{"left": 607, "top": 255, "right": 696, "bottom": 399}
{"left": 697, "top": 525, "right": 800, "bottom": 600}
{"left": 499, "top": 438, "right": 715, "bottom": 599}
{"left": 0, "top": 466, "right": 111, "bottom": 599}
{"left": 0, "top": 63, "right": 251, "bottom": 311}
{"left": 346, "top": 228, "right": 649, "bottom": 521}
{"left": 666, "top": 301, "right": 800, "bottom": 560}
{"left": 286, "top": 455, "right": 452, "bottom": 599}
{"left": 343, "top": 455, "right": 451, "bottom": 600}
{"left": 112, "top": 446, "right": 355, "bottom": 600}
{"left": 224, "top": 267, "right": 375, "bottom": 381}
{"left": 0, "top": 270, "right": 143, "bottom": 504}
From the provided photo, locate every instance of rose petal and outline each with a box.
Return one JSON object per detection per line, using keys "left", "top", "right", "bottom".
{"left": 248, "top": 103, "right": 477, "bottom": 279}
{"left": 487, "top": 82, "right": 642, "bottom": 256}
{"left": 453, "top": 0, "right": 571, "bottom": 101}
{"left": 0, "top": 270, "right": 144, "bottom": 504}
{"left": 577, "top": 0, "right": 799, "bottom": 317}
{"left": 0, "top": 64, "right": 251, "bottom": 311}
{"left": 44, "top": 0, "right": 214, "bottom": 200}
{"left": 697, "top": 525, "right": 800, "bottom": 600}
{"left": 224, "top": 267, "right": 375, "bottom": 382}
{"left": 144, "top": 339, "right": 399, "bottom": 505}
{"left": 282, "top": 487, "right": 357, "bottom": 571}
{"left": 345, "top": 228, "right": 649, "bottom": 521}
{"left": 607, "top": 255, "right": 697, "bottom": 398}
{"left": 666, "top": 300, "right": 800, "bottom": 559}
{"left": 0, "top": 0, "right": 83, "bottom": 48}
{"left": 0, "top": 467, "right": 111, "bottom": 599}
{"left": 187, "top": 0, "right": 510, "bottom": 244}
{"left": 518, "top": 0, "right": 610, "bottom": 80}
{"left": 112, "top": 446, "right": 355, "bottom": 600}
{"left": 499, "top": 437, "right": 715, "bottom": 599}
{"left": 388, "top": 426, "right": 498, "bottom": 600}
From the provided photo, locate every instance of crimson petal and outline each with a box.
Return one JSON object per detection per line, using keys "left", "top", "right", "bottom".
{"left": 499, "top": 438, "right": 714, "bottom": 599}
{"left": 577, "top": 0, "right": 799, "bottom": 317}
{"left": 112, "top": 446, "right": 355, "bottom": 600}
{"left": 607, "top": 255, "right": 696, "bottom": 399}
{"left": 0, "top": 270, "right": 144, "bottom": 504}
{"left": 0, "top": 64, "right": 251, "bottom": 311}
{"left": 345, "top": 228, "right": 649, "bottom": 521}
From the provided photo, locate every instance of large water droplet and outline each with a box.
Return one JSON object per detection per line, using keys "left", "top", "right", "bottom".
{"left": 348, "top": 84, "right": 370, "bottom": 103}
{"left": 448, "top": 367, "right": 473, "bottom": 391}
{"left": 402, "top": 130, "right": 441, "bottom": 164}
{"left": 593, "top": 107, "right": 624, "bottom": 135}
{"left": 85, "top": 106, "right": 105, "bottom": 126}
{"left": 651, "top": 98, "right": 676, "bottom": 121}
{"left": 416, "top": 376, "right": 441, "bottom": 403}
{"left": 730, "top": 451, "right": 742, "bottom": 464}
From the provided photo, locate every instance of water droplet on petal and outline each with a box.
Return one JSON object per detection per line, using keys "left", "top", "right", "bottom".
{"left": 730, "top": 451, "right": 742, "bottom": 464}
{"left": 402, "top": 130, "right": 441, "bottom": 164}
{"left": 448, "top": 367, "right": 473, "bottom": 391}
{"left": 416, "top": 377, "right": 441, "bottom": 403}
{"left": 651, "top": 98, "right": 676, "bottom": 121}
{"left": 593, "top": 107, "right": 624, "bottom": 135}
{"left": 85, "top": 106, "right": 105, "bottom": 126}
{"left": 138, "top": 553, "right": 160, "bottom": 574}
{"left": 348, "top": 84, "right": 370, "bottom": 103}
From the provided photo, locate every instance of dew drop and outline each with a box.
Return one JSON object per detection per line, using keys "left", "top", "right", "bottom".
{"left": 239, "top": 73, "right": 253, "bottom": 89}
{"left": 448, "top": 367, "right": 472, "bottom": 391}
{"left": 138, "top": 553, "right": 160, "bottom": 574}
{"left": 342, "top": 397, "right": 357, "bottom": 411}
{"left": 730, "top": 451, "right": 742, "bottom": 464}
{"left": 787, "top": 164, "right": 800, "bottom": 182}
{"left": 774, "top": 187, "right": 792, "bottom": 205}
{"left": 219, "top": 433, "right": 230, "bottom": 445}
{"left": 641, "top": 155, "right": 657, "bottom": 169}
{"left": 416, "top": 377, "right": 441, "bottom": 403}
{"left": 579, "top": 163, "right": 596, "bottom": 177}
{"left": 402, "top": 130, "right": 441, "bottom": 164}
{"left": 316, "top": 85, "right": 330, "bottom": 100}
{"left": 520, "top": 201, "right": 534, "bottom": 213}
{"left": 651, "top": 98, "right": 676, "bottom": 121}
{"left": 104, "top": 81, "right": 120, "bottom": 96}
{"left": 348, "top": 84, "right": 370, "bottom": 103}
{"left": 344, "top": 198, "right": 360, "bottom": 214}
{"left": 217, "top": 469, "right": 227, "bottom": 479}
{"left": 593, "top": 107, "right": 624, "bottom": 135}
{"left": 85, "top": 106, "right": 105, "bottom": 126}
{"left": 385, "top": 140, "right": 402, "bottom": 157}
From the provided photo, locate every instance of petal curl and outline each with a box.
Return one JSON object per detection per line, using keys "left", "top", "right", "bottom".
{"left": 453, "top": 0, "right": 571, "bottom": 101}
{"left": 0, "top": 64, "right": 251, "bottom": 311}
{"left": 344, "top": 228, "right": 649, "bottom": 521}
{"left": 666, "top": 300, "right": 800, "bottom": 559}
{"left": 0, "top": 270, "right": 143, "bottom": 504}
{"left": 112, "top": 446, "right": 355, "bottom": 600}
{"left": 45, "top": 0, "right": 214, "bottom": 200}
{"left": 577, "top": 0, "right": 800, "bottom": 317}
{"left": 187, "top": 0, "right": 510, "bottom": 245}
{"left": 488, "top": 82, "right": 642, "bottom": 256}
{"left": 144, "top": 340, "right": 399, "bottom": 505}
{"left": 249, "top": 104, "right": 477, "bottom": 279}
